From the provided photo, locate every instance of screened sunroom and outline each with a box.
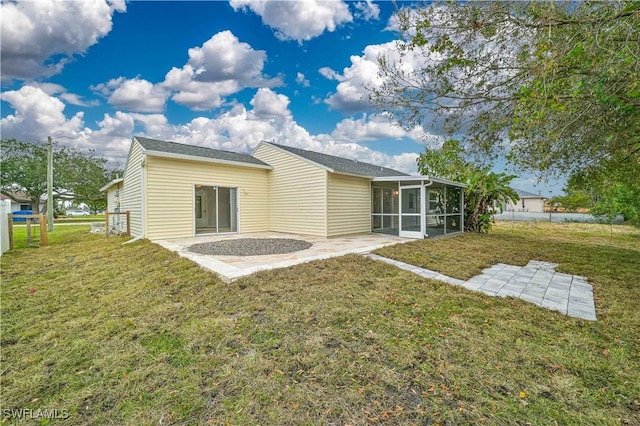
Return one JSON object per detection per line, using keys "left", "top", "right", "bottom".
{"left": 371, "top": 176, "right": 466, "bottom": 239}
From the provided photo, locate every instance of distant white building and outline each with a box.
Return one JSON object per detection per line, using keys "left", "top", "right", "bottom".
{"left": 504, "top": 189, "right": 548, "bottom": 213}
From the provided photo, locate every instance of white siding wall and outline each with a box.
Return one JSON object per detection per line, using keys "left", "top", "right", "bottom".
{"left": 145, "top": 156, "right": 269, "bottom": 240}
{"left": 253, "top": 144, "right": 328, "bottom": 236}
{"left": 120, "top": 140, "right": 144, "bottom": 237}
{"left": 106, "top": 186, "right": 118, "bottom": 213}
{"left": 106, "top": 183, "right": 127, "bottom": 234}
{"left": 327, "top": 173, "right": 371, "bottom": 237}
{"left": 506, "top": 198, "right": 546, "bottom": 213}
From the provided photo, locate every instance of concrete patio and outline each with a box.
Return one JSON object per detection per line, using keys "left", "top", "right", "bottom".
{"left": 154, "top": 232, "right": 412, "bottom": 281}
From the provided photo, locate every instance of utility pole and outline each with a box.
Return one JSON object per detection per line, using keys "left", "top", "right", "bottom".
{"left": 47, "top": 136, "right": 54, "bottom": 232}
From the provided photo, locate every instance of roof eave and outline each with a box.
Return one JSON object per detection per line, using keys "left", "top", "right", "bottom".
{"left": 257, "top": 141, "right": 334, "bottom": 173}
{"left": 142, "top": 149, "right": 273, "bottom": 170}
{"left": 372, "top": 175, "right": 467, "bottom": 187}
{"left": 99, "top": 178, "right": 124, "bottom": 193}
{"left": 331, "top": 170, "right": 373, "bottom": 179}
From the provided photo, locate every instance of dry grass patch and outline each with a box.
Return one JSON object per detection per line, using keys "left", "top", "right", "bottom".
{"left": 1, "top": 223, "right": 639, "bottom": 424}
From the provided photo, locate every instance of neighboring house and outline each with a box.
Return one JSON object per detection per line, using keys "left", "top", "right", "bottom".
{"left": 100, "top": 178, "right": 123, "bottom": 214}
{"left": 0, "top": 191, "right": 33, "bottom": 212}
{"left": 101, "top": 136, "right": 466, "bottom": 240}
{"left": 504, "top": 189, "right": 548, "bottom": 213}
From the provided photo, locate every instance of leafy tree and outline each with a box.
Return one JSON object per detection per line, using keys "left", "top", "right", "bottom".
{"left": 418, "top": 139, "right": 520, "bottom": 233}
{"left": 55, "top": 148, "right": 120, "bottom": 213}
{"left": 568, "top": 161, "right": 640, "bottom": 226}
{"left": 0, "top": 139, "right": 120, "bottom": 214}
{"left": 1, "top": 139, "right": 47, "bottom": 212}
{"left": 370, "top": 1, "right": 639, "bottom": 207}
{"left": 549, "top": 190, "right": 592, "bottom": 213}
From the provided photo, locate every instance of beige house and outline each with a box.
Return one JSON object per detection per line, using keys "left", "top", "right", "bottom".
{"left": 101, "top": 137, "right": 465, "bottom": 240}
{"left": 504, "top": 189, "right": 548, "bottom": 213}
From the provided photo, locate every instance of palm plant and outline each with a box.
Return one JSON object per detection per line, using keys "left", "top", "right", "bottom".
{"left": 418, "top": 139, "right": 520, "bottom": 233}
{"left": 464, "top": 170, "right": 520, "bottom": 233}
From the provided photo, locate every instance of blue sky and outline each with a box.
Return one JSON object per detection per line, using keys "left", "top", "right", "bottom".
{"left": 0, "top": 0, "right": 564, "bottom": 196}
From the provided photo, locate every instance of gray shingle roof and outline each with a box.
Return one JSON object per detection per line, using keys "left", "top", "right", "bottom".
{"left": 135, "top": 136, "right": 271, "bottom": 167}
{"left": 266, "top": 142, "right": 409, "bottom": 177}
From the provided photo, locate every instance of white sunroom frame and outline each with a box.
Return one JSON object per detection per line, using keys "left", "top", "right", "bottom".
{"left": 371, "top": 176, "right": 467, "bottom": 239}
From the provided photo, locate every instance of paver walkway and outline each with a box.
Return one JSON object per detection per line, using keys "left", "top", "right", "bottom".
{"left": 365, "top": 254, "right": 597, "bottom": 321}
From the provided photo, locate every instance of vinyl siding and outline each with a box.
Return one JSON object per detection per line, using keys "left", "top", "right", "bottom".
{"left": 106, "top": 186, "right": 118, "bottom": 213}
{"left": 106, "top": 183, "right": 127, "bottom": 234}
{"left": 120, "top": 140, "right": 144, "bottom": 237}
{"left": 253, "top": 144, "right": 327, "bottom": 236}
{"left": 145, "top": 156, "right": 269, "bottom": 239}
{"left": 327, "top": 173, "right": 372, "bottom": 237}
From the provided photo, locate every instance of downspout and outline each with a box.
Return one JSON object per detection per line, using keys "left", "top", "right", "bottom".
{"left": 122, "top": 235, "right": 144, "bottom": 245}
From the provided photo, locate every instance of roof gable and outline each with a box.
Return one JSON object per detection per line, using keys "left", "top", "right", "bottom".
{"left": 261, "top": 142, "right": 409, "bottom": 178}
{"left": 134, "top": 136, "right": 271, "bottom": 168}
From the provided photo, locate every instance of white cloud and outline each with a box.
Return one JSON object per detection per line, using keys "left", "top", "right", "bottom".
{"left": 0, "top": 0, "right": 126, "bottom": 81}
{"left": 79, "top": 111, "right": 174, "bottom": 162}
{"left": 129, "top": 113, "right": 172, "bottom": 140}
{"left": 164, "top": 66, "right": 240, "bottom": 110}
{"left": 163, "top": 31, "right": 281, "bottom": 110}
{"left": 323, "top": 46, "right": 383, "bottom": 113}
{"left": 250, "top": 88, "right": 291, "bottom": 119}
{"left": 318, "top": 66, "right": 344, "bottom": 81}
{"left": 324, "top": 41, "right": 429, "bottom": 114}
{"left": 229, "top": 0, "right": 352, "bottom": 42}
{"left": 332, "top": 113, "right": 410, "bottom": 142}
{"left": 91, "top": 77, "right": 169, "bottom": 112}
{"left": 0, "top": 85, "right": 84, "bottom": 141}
{"left": 354, "top": 0, "right": 380, "bottom": 21}
{"left": 95, "top": 111, "right": 135, "bottom": 137}
{"left": 187, "top": 30, "right": 273, "bottom": 85}
{"left": 296, "top": 72, "right": 310, "bottom": 87}
{"left": 87, "top": 30, "right": 280, "bottom": 112}
{"left": 25, "top": 82, "right": 98, "bottom": 107}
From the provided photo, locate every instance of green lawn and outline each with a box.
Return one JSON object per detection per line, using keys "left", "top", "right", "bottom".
{"left": 1, "top": 223, "right": 638, "bottom": 425}
{"left": 8, "top": 223, "right": 93, "bottom": 250}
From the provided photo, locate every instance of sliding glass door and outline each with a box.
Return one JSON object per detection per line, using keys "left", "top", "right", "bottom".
{"left": 195, "top": 185, "right": 238, "bottom": 235}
